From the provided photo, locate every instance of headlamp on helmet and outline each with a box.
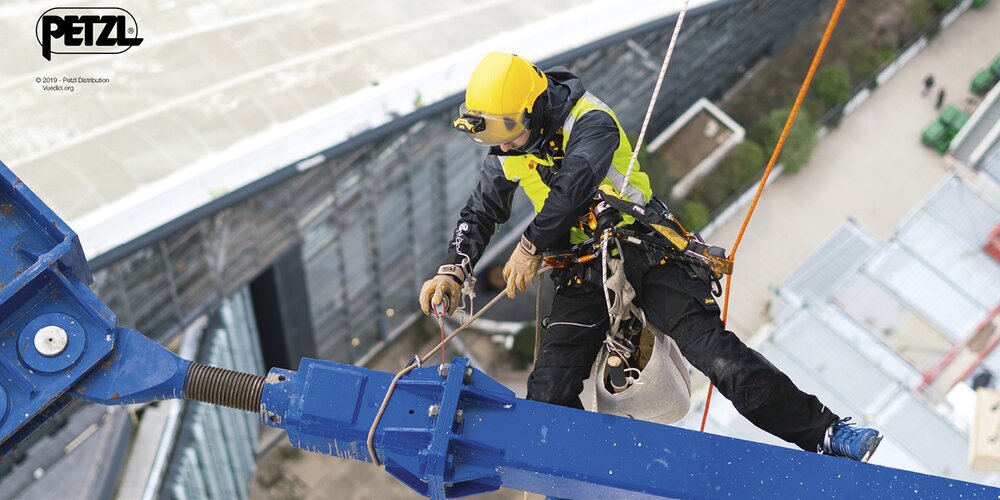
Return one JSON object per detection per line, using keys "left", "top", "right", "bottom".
{"left": 453, "top": 104, "right": 526, "bottom": 146}
{"left": 454, "top": 52, "right": 547, "bottom": 146}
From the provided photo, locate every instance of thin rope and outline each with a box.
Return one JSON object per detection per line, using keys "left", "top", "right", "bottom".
{"left": 700, "top": 0, "right": 846, "bottom": 433}
{"left": 434, "top": 307, "right": 447, "bottom": 365}
{"left": 534, "top": 275, "right": 544, "bottom": 360}
{"left": 368, "top": 267, "right": 552, "bottom": 466}
{"left": 619, "top": 0, "right": 690, "bottom": 193}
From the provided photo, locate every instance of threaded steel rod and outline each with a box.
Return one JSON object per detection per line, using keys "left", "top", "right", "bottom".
{"left": 184, "top": 362, "right": 264, "bottom": 413}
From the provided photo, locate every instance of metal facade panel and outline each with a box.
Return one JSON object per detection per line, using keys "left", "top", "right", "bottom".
{"left": 868, "top": 241, "right": 985, "bottom": 342}
{"left": 770, "top": 309, "right": 905, "bottom": 415}
{"left": 162, "top": 289, "right": 263, "bottom": 500}
{"left": 896, "top": 210, "right": 1000, "bottom": 310}
{"left": 779, "top": 221, "right": 878, "bottom": 305}
{"left": 876, "top": 390, "right": 992, "bottom": 484}
{"left": 922, "top": 176, "right": 1000, "bottom": 246}
{"left": 983, "top": 141, "right": 1000, "bottom": 184}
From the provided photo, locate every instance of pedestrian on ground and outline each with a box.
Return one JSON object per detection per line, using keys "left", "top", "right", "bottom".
{"left": 923, "top": 74, "right": 935, "bottom": 96}
{"left": 936, "top": 88, "right": 946, "bottom": 110}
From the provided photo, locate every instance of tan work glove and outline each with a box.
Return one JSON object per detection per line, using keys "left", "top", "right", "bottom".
{"left": 419, "top": 265, "right": 465, "bottom": 316}
{"left": 502, "top": 235, "right": 541, "bottom": 299}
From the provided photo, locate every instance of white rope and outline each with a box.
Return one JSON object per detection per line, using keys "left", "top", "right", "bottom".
{"left": 619, "top": 0, "right": 690, "bottom": 193}
{"left": 600, "top": 228, "right": 614, "bottom": 319}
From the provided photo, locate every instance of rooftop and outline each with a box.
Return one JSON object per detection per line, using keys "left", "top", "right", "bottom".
{"left": 1, "top": 0, "right": 708, "bottom": 260}
{"left": 951, "top": 79, "right": 1000, "bottom": 166}
{"left": 685, "top": 168, "right": 1000, "bottom": 483}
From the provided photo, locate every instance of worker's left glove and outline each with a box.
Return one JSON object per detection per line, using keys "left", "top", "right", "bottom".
{"left": 502, "top": 235, "right": 541, "bottom": 299}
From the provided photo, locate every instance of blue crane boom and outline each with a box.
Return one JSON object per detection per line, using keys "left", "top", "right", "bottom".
{"left": 0, "top": 159, "right": 997, "bottom": 499}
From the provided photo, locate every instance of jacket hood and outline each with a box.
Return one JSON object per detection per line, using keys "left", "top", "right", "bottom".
{"left": 490, "top": 66, "right": 585, "bottom": 157}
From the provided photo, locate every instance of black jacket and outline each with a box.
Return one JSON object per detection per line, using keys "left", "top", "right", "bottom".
{"left": 445, "top": 68, "right": 622, "bottom": 270}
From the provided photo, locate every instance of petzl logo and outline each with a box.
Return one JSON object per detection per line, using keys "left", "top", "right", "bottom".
{"left": 36, "top": 7, "right": 143, "bottom": 61}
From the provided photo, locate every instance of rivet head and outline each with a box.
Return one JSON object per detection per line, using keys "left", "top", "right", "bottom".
{"left": 34, "top": 326, "right": 68, "bottom": 357}
{"left": 428, "top": 404, "right": 440, "bottom": 419}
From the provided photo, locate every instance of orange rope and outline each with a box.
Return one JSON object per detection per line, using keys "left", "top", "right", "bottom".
{"left": 699, "top": 0, "right": 846, "bottom": 433}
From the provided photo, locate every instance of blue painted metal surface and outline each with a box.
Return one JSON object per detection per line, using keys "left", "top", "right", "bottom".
{"left": 0, "top": 160, "right": 119, "bottom": 453}
{"left": 261, "top": 356, "right": 1000, "bottom": 499}
{"left": 0, "top": 161, "right": 189, "bottom": 454}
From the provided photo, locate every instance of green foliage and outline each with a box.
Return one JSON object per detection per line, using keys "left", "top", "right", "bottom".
{"left": 510, "top": 326, "right": 537, "bottom": 370}
{"left": 929, "top": 0, "right": 958, "bottom": 11}
{"left": 722, "top": 141, "right": 766, "bottom": 181}
{"left": 824, "top": 107, "right": 845, "bottom": 128}
{"left": 906, "top": 2, "right": 933, "bottom": 28}
{"left": 690, "top": 173, "right": 730, "bottom": 209}
{"left": 677, "top": 200, "right": 710, "bottom": 231}
{"left": 749, "top": 107, "right": 820, "bottom": 174}
{"left": 812, "top": 66, "right": 853, "bottom": 109}
{"left": 687, "top": 140, "right": 765, "bottom": 213}
{"left": 630, "top": 134, "right": 672, "bottom": 199}
{"left": 845, "top": 41, "right": 882, "bottom": 83}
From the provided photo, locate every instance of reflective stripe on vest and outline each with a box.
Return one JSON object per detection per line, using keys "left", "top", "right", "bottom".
{"left": 499, "top": 92, "right": 653, "bottom": 244}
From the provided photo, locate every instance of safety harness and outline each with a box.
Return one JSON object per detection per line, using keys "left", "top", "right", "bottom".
{"left": 544, "top": 190, "right": 733, "bottom": 392}
{"left": 545, "top": 192, "right": 731, "bottom": 285}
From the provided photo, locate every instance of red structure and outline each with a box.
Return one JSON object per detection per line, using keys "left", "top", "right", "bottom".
{"left": 986, "top": 223, "right": 1000, "bottom": 263}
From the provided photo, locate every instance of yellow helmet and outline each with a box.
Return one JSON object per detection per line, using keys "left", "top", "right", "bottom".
{"left": 453, "top": 52, "right": 548, "bottom": 146}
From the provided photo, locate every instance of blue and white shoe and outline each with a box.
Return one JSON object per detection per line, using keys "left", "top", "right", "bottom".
{"left": 820, "top": 417, "right": 882, "bottom": 462}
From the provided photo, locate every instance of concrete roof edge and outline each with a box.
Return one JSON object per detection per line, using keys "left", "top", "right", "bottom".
{"left": 84, "top": 0, "right": 733, "bottom": 268}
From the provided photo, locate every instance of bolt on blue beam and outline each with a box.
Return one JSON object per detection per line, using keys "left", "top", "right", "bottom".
{"left": 0, "top": 161, "right": 190, "bottom": 454}
{"left": 261, "top": 356, "right": 1000, "bottom": 499}
{"left": 0, "top": 160, "right": 119, "bottom": 452}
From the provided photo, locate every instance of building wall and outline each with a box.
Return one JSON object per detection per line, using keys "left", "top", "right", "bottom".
{"left": 163, "top": 288, "right": 266, "bottom": 500}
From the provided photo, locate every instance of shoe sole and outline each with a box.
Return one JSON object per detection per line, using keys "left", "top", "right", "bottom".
{"left": 860, "top": 435, "right": 884, "bottom": 463}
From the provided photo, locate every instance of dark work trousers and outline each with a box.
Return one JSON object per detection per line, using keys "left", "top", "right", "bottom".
{"left": 526, "top": 250, "right": 838, "bottom": 451}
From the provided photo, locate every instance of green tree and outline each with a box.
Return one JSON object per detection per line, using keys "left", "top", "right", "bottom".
{"left": 845, "top": 41, "right": 882, "bottom": 83}
{"left": 930, "top": 0, "right": 958, "bottom": 11}
{"left": 629, "top": 134, "right": 672, "bottom": 197}
{"left": 749, "top": 107, "right": 820, "bottom": 174}
{"left": 687, "top": 141, "right": 765, "bottom": 212}
{"left": 720, "top": 141, "right": 764, "bottom": 194}
{"left": 813, "top": 66, "right": 853, "bottom": 109}
{"left": 906, "top": 1, "right": 933, "bottom": 28}
{"left": 677, "top": 200, "right": 710, "bottom": 231}
{"left": 720, "top": 141, "right": 766, "bottom": 184}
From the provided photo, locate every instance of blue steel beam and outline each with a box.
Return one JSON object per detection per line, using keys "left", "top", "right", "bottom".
{"left": 261, "top": 356, "right": 999, "bottom": 499}
{"left": 0, "top": 161, "right": 191, "bottom": 454}
{"left": 1, "top": 159, "right": 999, "bottom": 498}
{"left": 0, "top": 161, "right": 119, "bottom": 453}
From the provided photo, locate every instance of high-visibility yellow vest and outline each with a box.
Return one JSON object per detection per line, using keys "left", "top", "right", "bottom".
{"left": 498, "top": 92, "right": 652, "bottom": 244}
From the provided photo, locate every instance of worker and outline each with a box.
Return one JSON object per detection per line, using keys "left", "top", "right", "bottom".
{"left": 418, "top": 52, "right": 881, "bottom": 462}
